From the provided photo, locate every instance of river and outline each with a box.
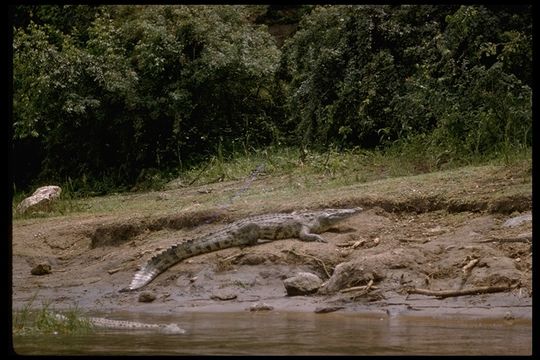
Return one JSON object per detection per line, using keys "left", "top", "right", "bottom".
{"left": 12, "top": 311, "right": 532, "bottom": 355}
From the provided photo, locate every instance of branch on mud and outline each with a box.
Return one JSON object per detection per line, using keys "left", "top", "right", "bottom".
{"left": 336, "top": 239, "right": 366, "bottom": 249}
{"left": 107, "top": 267, "right": 123, "bottom": 275}
{"left": 340, "top": 279, "right": 377, "bottom": 294}
{"left": 462, "top": 258, "right": 479, "bottom": 274}
{"left": 405, "top": 283, "right": 518, "bottom": 299}
{"left": 188, "top": 159, "right": 212, "bottom": 186}
{"left": 221, "top": 252, "right": 245, "bottom": 262}
{"left": 477, "top": 234, "right": 531, "bottom": 243}
{"left": 344, "top": 280, "right": 384, "bottom": 301}
{"left": 283, "top": 249, "right": 332, "bottom": 279}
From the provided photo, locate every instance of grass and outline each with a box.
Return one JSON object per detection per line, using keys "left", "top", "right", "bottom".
{"left": 12, "top": 294, "right": 94, "bottom": 336}
{"left": 11, "top": 144, "right": 532, "bottom": 220}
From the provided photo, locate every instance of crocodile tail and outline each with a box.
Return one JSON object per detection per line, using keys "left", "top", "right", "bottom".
{"left": 121, "top": 241, "right": 196, "bottom": 292}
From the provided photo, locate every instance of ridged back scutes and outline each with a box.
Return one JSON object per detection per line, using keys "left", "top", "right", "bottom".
{"left": 144, "top": 209, "right": 354, "bottom": 265}
{"left": 88, "top": 317, "right": 160, "bottom": 329}
{"left": 234, "top": 212, "right": 298, "bottom": 225}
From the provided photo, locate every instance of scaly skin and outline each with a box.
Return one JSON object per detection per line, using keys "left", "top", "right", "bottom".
{"left": 53, "top": 313, "right": 185, "bottom": 334}
{"left": 121, "top": 208, "right": 362, "bottom": 292}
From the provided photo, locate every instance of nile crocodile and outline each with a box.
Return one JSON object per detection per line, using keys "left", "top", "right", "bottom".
{"left": 121, "top": 207, "right": 362, "bottom": 292}
{"left": 53, "top": 313, "right": 185, "bottom": 334}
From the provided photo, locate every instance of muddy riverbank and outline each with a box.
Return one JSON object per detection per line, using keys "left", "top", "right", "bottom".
{"left": 12, "top": 204, "right": 532, "bottom": 320}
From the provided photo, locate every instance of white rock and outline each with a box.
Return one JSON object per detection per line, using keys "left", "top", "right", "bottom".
{"left": 283, "top": 272, "right": 323, "bottom": 296}
{"left": 17, "top": 185, "right": 62, "bottom": 214}
{"left": 502, "top": 212, "right": 532, "bottom": 228}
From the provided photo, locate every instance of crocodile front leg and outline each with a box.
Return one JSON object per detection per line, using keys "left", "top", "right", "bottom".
{"left": 299, "top": 225, "right": 326, "bottom": 242}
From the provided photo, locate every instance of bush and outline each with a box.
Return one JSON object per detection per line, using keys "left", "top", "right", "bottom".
{"left": 279, "top": 5, "right": 531, "bottom": 154}
{"left": 12, "top": 5, "right": 532, "bottom": 194}
{"left": 13, "top": 5, "right": 281, "bottom": 192}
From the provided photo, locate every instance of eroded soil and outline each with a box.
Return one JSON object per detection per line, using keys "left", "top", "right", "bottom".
{"left": 12, "top": 198, "right": 532, "bottom": 320}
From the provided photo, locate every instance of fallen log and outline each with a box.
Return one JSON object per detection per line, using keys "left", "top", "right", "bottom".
{"left": 477, "top": 234, "right": 531, "bottom": 243}
{"left": 406, "top": 284, "right": 517, "bottom": 299}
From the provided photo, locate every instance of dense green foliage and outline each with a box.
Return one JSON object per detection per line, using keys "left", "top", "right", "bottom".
{"left": 13, "top": 5, "right": 280, "bottom": 192}
{"left": 279, "top": 5, "right": 532, "bottom": 154}
{"left": 12, "top": 5, "right": 531, "bottom": 194}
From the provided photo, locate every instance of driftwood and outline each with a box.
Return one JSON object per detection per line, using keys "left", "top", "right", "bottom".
{"left": 340, "top": 280, "right": 376, "bottom": 294}
{"left": 406, "top": 284, "right": 518, "bottom": 299}
{"left": 477, "top": 235, "right": 531, "bottom": 244}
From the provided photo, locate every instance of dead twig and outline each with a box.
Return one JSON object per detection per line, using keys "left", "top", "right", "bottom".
{"left": 284, "top": 249, "right": 332, "bottom": 279}
{"left": 348, "top": 280, "right": 380, "bottom": 301}
{"left": 188, "top": 160, "right": 212, "bottom": 186}
{"left": 406, "top": 284, "right": 518, "bottom": 299}
{"left": 221, "top": 252, "right": 245, "bottom": 262}
{"left": 462, "top": 258, "right": 479, "bottom": 274}
{"left": 336, "top": 240, "right": 365, "bottom": 248}
{"left": 477, "top": 235, "right": 531, "bottom": 243}
{"left": 352, "top": 240, "right": 365, "bottom": 249}
{"left": 107, "top": 267, "right": 123, "bottom": 275}
{"left": 399, "top": 238, "right": 429, "bottom": 244}
{"left": 340, "top": 280, "right": 376, "bottom": 293}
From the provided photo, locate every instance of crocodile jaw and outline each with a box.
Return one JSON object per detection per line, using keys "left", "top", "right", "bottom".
{"left": 315, "top": 207, "right": 363, "bottom": 229}
{"left": 321, "top": 207, "right": 363, "bottom": 221}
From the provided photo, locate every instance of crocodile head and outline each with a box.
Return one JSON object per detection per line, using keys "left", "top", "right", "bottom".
{"left": 315, "top": 207, "right": 363, "bottom": 229}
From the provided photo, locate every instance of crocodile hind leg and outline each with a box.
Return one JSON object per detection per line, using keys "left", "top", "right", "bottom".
{"left": 240, "top": 223, "right": 262, "bottom": 245}
{"left": 299, "top": 225, "right": 326, "bottom": 243}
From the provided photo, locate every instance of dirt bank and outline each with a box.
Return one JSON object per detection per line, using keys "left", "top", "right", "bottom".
{"left": 12, "top": 194, "right": 532, "bottom": 321}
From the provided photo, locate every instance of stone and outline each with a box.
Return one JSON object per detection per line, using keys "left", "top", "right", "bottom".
{"left": 17, "top": 185, "right": 62, "bottom": 214}
{"left": 502, "top": 212, "right": 532, "bottom": 228}
{"left": 283, "top": 272, "right": 323, "bottom": 296}
{"left": 210, "top": 291, "right": 237, "bottom": 301}
{"left": 249, "top": 302, "right": 274, "bottom": 311}
{"left": 319, "top": 257, "right": 386, "bottom": 294}
{"left": 138, "top": 292, "right": 157, "bottom": 303}
{"left": 31, "top": 263, "right": 52, "bottom": 276}
{"left": 314, "top": 306, "right": 345, "bottom": 314}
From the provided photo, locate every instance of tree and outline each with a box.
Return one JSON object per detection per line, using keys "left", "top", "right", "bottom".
{"left": 13, "top": 5, "right": 281, "bottom": 192}
{"left": 279, "top": 5, "right": 531, "bottom": 154}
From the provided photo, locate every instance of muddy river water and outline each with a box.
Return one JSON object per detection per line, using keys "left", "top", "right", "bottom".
{"left": 12, "top": 311, "right": 532, "bottom": 355}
